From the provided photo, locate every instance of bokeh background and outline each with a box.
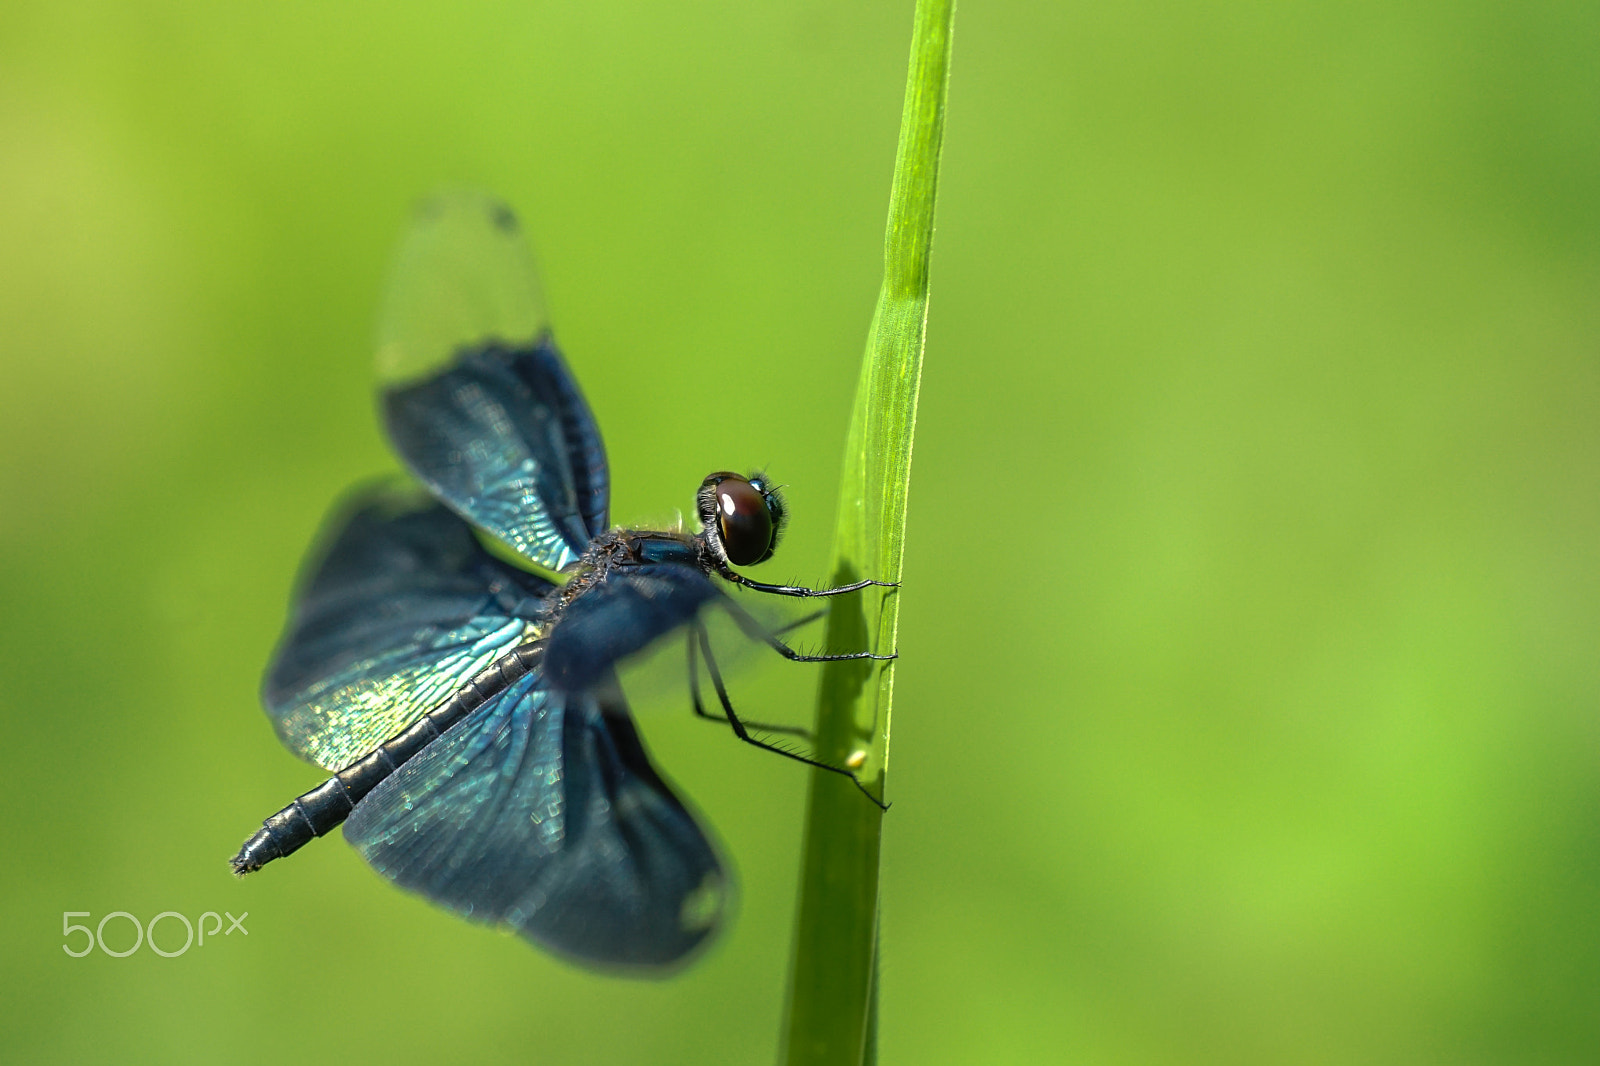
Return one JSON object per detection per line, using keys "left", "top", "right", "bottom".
{"left": 3, "top": 2, "right": 1597, "bottom": 1063}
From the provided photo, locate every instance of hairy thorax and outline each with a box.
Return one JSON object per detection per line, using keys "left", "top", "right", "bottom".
{"left": 550, "top": 529, "right": 709, "bottom": 618}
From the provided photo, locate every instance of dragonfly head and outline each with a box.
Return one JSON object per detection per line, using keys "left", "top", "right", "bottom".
{"left": 696, "top": 471, "right": 786, "bottom": 567}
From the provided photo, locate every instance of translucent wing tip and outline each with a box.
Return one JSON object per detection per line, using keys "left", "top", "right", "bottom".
{"left": 376, "top": 189, "right": 549, "bottom": 386}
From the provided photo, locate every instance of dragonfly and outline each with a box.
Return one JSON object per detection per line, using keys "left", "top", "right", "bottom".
{"left": 231, "top": 191, "right": 894, "bottom": 970}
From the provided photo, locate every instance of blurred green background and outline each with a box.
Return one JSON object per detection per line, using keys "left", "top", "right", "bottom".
{"left": 3, "top": 1, "right": 1597, "bottom": 1063}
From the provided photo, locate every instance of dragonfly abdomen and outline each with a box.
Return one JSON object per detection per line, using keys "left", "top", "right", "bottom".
{"left": 232, "top": 641, "right": 544, "bottom": 876}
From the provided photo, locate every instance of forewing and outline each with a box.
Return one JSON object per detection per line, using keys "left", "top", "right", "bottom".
{"left": 343, "top": 671, "right": 726, "bottom": 969}
{"left": 541, "top": 563, "right": 724, "bottom": 694}
{"left": 377, "top": 191, "right": 608, "bottom": 571}
{"left": 262, "top": 482, "right": 552, "bottom": 771}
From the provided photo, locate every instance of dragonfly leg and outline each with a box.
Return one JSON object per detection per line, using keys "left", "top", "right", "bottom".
{"left": 687, "top": 624, "right": 717, "bottom": 724}
{"left": 687, "top": 624, "right": 812, "bottom": 739}
{"left": 716, "top": 564, "right": 898, "bottom": 599}
{"left": 696, "top": 626, "right": 888, "bottom": 811}
{"left": 715, "top": 597, "right": 897, "bottom": 663}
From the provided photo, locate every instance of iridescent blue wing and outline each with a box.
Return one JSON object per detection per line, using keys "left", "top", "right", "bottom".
{"left": 343, "top": 671, "right": 726, "bottom": 969}
{"left": 376, "top": 191, "right": 608, "bottom": 572}
{"left": 541, "top": 562, "right": 724, "bottom": 694}
{"left": 262, "top": 482, "right": 553, "bottom": 772}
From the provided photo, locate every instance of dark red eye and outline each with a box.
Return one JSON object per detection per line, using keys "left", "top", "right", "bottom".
{"left": 698, "top": 472, "right": 786, "bottom": 566}
{"left": 711, "top": 476, "right": 773, "bottom": 566}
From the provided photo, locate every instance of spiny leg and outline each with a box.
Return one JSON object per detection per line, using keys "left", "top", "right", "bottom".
{"left": 717, "top": 597, "right": 897, "bottom": 664}
{"left": 696, "top": 625, "right": 888, "bottom": 811}
{"left": 687, "top": 622, "right": 812, "bottom": 739}
{"left": 716, "top": 564, "right": 898, "bottom": 599}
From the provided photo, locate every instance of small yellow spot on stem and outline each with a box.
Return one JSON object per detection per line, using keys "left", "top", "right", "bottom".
{"left": 844, "top": 750, "right": 868, "bottom": 770}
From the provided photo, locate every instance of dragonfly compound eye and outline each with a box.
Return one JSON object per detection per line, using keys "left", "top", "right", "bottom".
{"left": 712, "top": 476, "right": 776, "bottom": 566}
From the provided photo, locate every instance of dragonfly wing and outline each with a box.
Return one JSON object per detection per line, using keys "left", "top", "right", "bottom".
{"left": 541, "top": 563, "right": 724, "bottom": 693}
{"left": 377, "top": 191, "right": 608, "bottom": 572}
{"left": 262, "top": 482, "right": 552, "bottom": 772}
{"left": 343, "top": 671, "right": 726, "bottom": 969}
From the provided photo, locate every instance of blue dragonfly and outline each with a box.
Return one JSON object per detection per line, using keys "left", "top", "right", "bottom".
{"left": 231, "top": 192, "right": 893, "bottom": 970}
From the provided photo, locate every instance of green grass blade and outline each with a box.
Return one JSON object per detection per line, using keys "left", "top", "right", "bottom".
{"left": 779, "top": 1, "right": 955, "bottom": 1062}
